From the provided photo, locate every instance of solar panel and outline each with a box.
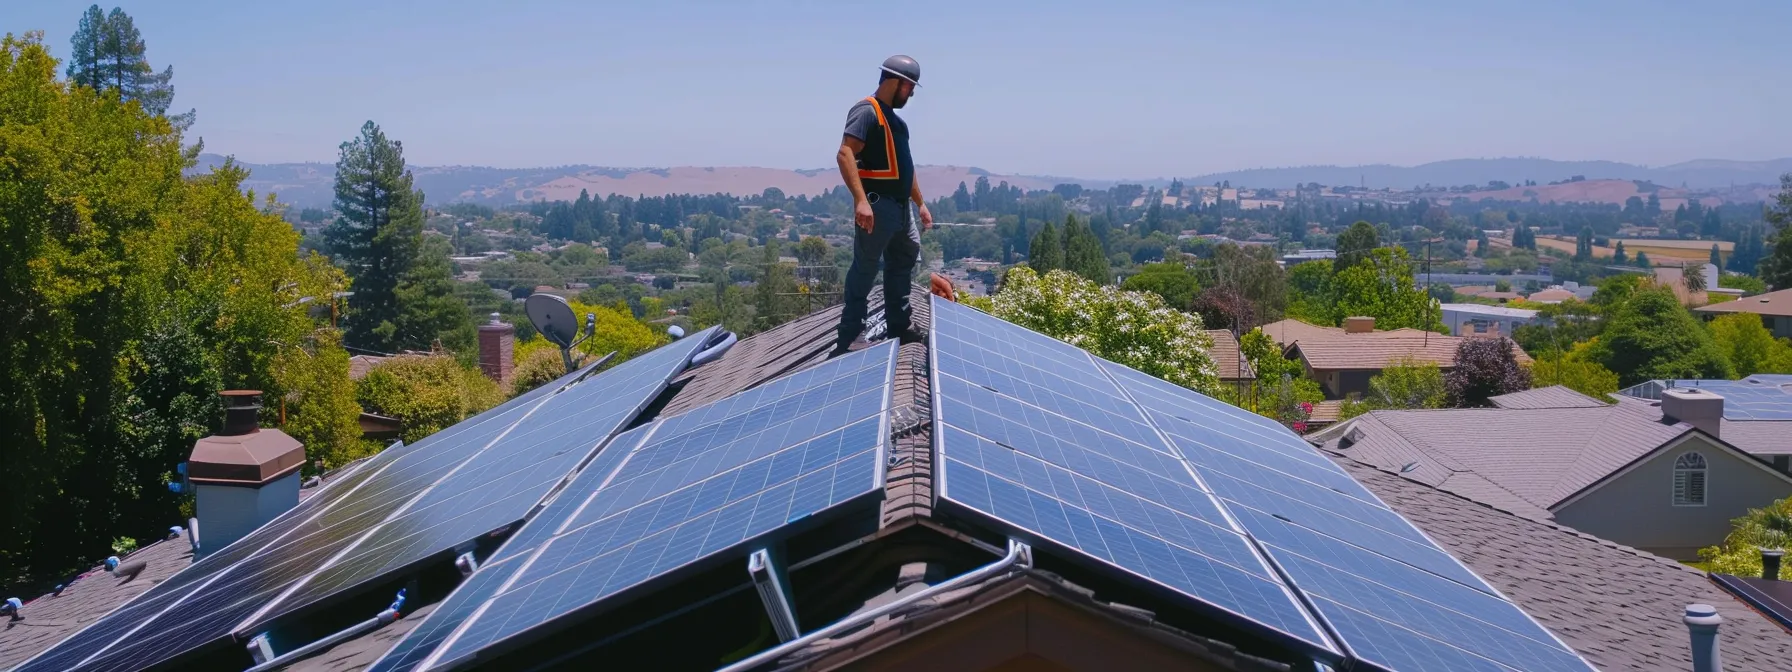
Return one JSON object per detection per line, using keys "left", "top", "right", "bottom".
{"left": 366, "top": 423, "right": 659, "bottom": 672}
{"left": 16, "top": 333, "right": 713, "bottom": 672}
{"left": 245, "top": 332, "right": 715, "bottom": 632}
{"left": 419, "top": 341, "right": 897, "bottom": 670}
{"left": 928, "top": 297, "right": 1594, "bottom": 672}
{"left": 1619, "top": 375, "right": 1792, "bottom": 420}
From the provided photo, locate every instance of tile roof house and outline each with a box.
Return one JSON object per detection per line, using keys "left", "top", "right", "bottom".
{"left": 13, "top": 293, "right": 1785, "bottom": 672}
{"left": 1259, "top": 317, "right": 1532, "bottom": 400}
{"left": 1307, "top": 386, "right": 1792, "bottom": 560}
{"left": 1694, "top": 287, "right": 1792, "bottom": 338}
{"left": 1616, "top": 375, "right": 1792, "bottom": 460}
{"left": 1202, "top": 329, "right": 1253, "bottom": 384}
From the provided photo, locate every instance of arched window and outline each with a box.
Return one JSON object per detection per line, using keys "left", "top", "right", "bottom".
{"left": 1674, "top": 452, "right": 1708, "bottom": 507}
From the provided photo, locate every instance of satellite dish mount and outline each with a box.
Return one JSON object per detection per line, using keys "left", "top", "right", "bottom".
{"left": 525, "top": 293, "right": 598, "bottom": 374}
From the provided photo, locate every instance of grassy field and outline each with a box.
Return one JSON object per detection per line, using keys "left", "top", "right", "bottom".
{"left": 1536, "top": 236, "right": 1730, "bottom": 265}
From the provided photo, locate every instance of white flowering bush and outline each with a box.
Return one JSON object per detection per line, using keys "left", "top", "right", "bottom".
{"left": 979, "top": 268, "right": 1219, "bottom": 394}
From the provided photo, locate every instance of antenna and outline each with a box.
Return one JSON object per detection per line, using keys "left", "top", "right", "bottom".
{"left": 525, "top": 293, "right": 599, "bottom": 374}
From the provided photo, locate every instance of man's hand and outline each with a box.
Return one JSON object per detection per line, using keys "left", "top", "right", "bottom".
{"left": 917, "top": 203, "right": 933, "bottom": 231}
{"left": 855, "top": 199, "right": 875, "bottom": 233}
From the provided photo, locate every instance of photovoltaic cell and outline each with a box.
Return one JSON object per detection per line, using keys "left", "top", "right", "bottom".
{"left": 366, "top": 424, "right": 659, "bottom": 672}
{"left": 1619, "top": 375, "right": 1792, "bottom": 420}
{"left": 417, "top": 342, "right": 896, "bottom": 670}
{"left": 929, "top": 300, "right": 1333, "bottom": 652}
{"left": 928, "top": 297, "right": 1593, "bottom": 672}
{"left": 15, "top": 333, "right": 712, "bottom": 672}
{"left": 248, "top": 331, "right": 713, "bottom": 631}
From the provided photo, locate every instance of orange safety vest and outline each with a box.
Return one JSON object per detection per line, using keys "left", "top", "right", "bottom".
{"left": 858, "top": 96, "right": 901, "bottom": 181}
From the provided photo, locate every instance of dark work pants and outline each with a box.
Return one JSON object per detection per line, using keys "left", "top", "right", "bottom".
{"left": 837, "top": 192, "right": 919, "bottom": 348}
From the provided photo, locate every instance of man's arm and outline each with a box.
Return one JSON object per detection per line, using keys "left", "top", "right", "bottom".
{"left": 837, "top": 135, "right": 874, "bottom": 233}
{"left": 910, "top": 176, "right": 932, "bottom": 230}
{"left": 837, "top": 135, "right": 869, "bottom": 206}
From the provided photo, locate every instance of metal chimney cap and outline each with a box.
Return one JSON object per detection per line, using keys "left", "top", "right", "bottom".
{"left": 1684, "top": 603, "right": 1722, "bottom": 625}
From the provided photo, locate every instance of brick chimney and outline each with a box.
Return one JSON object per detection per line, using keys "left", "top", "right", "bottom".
{"left": 187, "top": 391, "right": 305, "bottom": 558}
{"left": 1661, "top": 388, "right": 1724, "bottom": 439}
{"left": 1344, "top": 316, "right": 1375, "bottom": 334}
{"left": 478, "top": 313, "right": 515, "bottom": 390}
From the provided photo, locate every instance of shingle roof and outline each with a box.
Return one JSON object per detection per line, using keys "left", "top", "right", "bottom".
{"left": 1256, "top": 318, "right": 1335, "bottom": 347}
{"left": 1695, "top": 287, "right": 1792, "bottom": 317}
{"left": 1338, "top": 457, "right": 1792, "bottom": 672}
{"left": 1313, "top": 403, "right": 1688, "bottom": 513}
{"left": 0, "top": 535, "right": 194, "bottom": 670}
{"left": 1203, "top": 329, "right": 1252, "bottom": 381}
{"left": 1264, "top": 319, "right": 1533, "bottom": 371}
{"left": 1490, "top": 385, "right": 1609, "bottom": 409}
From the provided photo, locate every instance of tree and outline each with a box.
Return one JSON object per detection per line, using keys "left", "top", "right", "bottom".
{"left": 66, "top": 6, "right": 191, "bottom": 128}
{"left": 1720, "top": 273, "right": 1768, "bottom": 295}
{"left": 952, "top": 181, "right": 973, "bottom": 212}
{"left": 977, "top": 268, "right": 1218, "bottom": 392}
{"left": 1529, "top": 347, "right": 1620, "bottom": 401}
{"left": 1613, "top": 240, "right": 1627, "bottom": 264}
{"left": 326, "top": 121, "right": 439, "bottom": 353}
{"left": 1329, "top": 248, "right": 1446, "bottom": 332}
{"left": 274, "top": 328, "right": 365, "bottom": 470}
{"left": 1283, "top": 261, "right": 1336, "bottom": 325}
{"left": 1683, "top": 264, "right": 1708, "bottom": 296}
{"left": 1591, "top": 287, "right": 1733, "bottom": 385}
{"left": 1122, "top": 261, "right": 1200, "bottom": 310}
{"left": 1708, "top": 313, "right": 1792, "bottom": 377}
{"left": 1760, "top": 174, "right": 1792, "bottom": 290}
{"left": 1698, "top": 495, "right": 1792, "bottom": 577}
{"left": 752, "top": 243, "right": 803, "bottom": 332}
{"left": 1575, "top": 226, "right": 1594, "bottom": 262}
{"left": 1335, "top": 221, "right": 1380, "bottom": 273}
{"left": 1711, "top": 244, "right": 1723, "bottom": 267}
{"left": 1635, "top": 251, "right": 1652, "bottom": 268}
{"left": 1444, "top": 338, "right": 1531, "bottom": 407}
{"left": 1339, "top": 357, "right": 1447, "bottom": 419}
{"left": 356, "top": 355, "right": 502, "bottom": 444}
{"left": 1062, "top": 214, "right": 1110, "bottom": 285}
{"left": 1028, "top": 220, "right": 1063, "bottom": 272}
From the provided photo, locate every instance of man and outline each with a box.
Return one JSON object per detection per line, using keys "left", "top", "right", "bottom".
{"left": 832, "top": 54, "right": 931, "bottom": 356}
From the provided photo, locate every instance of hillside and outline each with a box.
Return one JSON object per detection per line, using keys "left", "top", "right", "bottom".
{"left": 191, "top": 155, "right": 1096, "bottom": 209}
{"left": 1185, "top": 157, "right": 1792, "bottom": 190}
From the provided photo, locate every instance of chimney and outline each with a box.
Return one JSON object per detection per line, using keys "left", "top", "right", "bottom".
{"left": 1763, "top": 549, "right": 1784, "bottom": 581}
{"left": 478, "top": 313, "right": 516, "bottom": 390}
{"left": 186, "top": 391, "right": 305, "bottom": 558}
{"left": 1683, "top": 604, "right": 1723, "bottom": 672}
{"left": 1661, "top": 388, "right": 1724, "bottom": 439}
{"left": 1344, "top": 316, "right": 1375, "bottom": 334}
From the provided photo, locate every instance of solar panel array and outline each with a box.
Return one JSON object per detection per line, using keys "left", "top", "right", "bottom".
{"left": 402, "top": 341, "right": 897, "bottom": 671}
{"left": 16, "top": 330, "right": 716, "bottom": 672}
{"left": 1618, "top": 375, "right": 1792, "bottom": 420}
{"left": 929, "top": 297, "right": 1594, "bottom": 672}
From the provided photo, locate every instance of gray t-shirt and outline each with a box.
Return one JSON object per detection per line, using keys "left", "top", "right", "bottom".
{"left": 843, "top": 101, "right": 880, "bottom": 144}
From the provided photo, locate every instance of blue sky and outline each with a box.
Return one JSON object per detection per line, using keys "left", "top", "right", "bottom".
{"left": 9, "top": 0, "right": 1788, "bottom": 179}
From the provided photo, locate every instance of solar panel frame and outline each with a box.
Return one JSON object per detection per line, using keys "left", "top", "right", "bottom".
{"left": 238, "top": 330, "right": 717, "bottom": 635}
{"left": 15, "top": 334, "right": 712, "bottom": 672}
{"left": 415, "top": 342, "right": 898, "bottom": 671}
{"left": 926, "top": 301, "right": 1340, "bottom": 659}
{"left": 926, "top": 297, "right": 1595, "bottom": 672}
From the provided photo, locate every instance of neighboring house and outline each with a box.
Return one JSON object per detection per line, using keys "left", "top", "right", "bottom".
{"left": 1440, "top": 303, "right": 1540, "bottom": 337}
{"left": 1526, "top": 287, "right": 1577, "bottom": 304}
{"left": 1261, "top": 317, "right": 1532, "bottom": 399}
{"left": 16, "top": 295, "right": 1792, "bottom": 672}
{"left": 1202, "top": 328, "right": 1253, "bottom": 388}
{"left": 1618, "top": 375, "right": 1792, "bottom": 464}
{"left": 1309, "top": 385, "right": 1792, "bottom": 560}
{"left": 1472, "top": 290, "right": 1523, "bottom": 303}
{"left": 1693, "top": 287, "right": 1792, "bottom": 338}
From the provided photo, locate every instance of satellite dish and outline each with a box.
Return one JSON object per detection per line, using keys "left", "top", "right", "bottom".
{"left": 526, "top": 294, "right": 578, "bottom": 347}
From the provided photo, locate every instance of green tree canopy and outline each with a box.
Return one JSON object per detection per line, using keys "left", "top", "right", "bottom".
{"left": 1444, "top": 338, "right": 1532, "bottom": 407}
{"left": 325, "top": 121, "right": 447, "bottom": 353}
{"left": 1028, "top": 219, "right": 1063, "bottom": 272}
{"left": 66, "top": 6, "right": 191, "bottom": 128}
{"left": 1708, "top": 313, "right": 1792, "bottom": 377}
{"left": 1121, "top": 260, "right": 1200, "bottom": 309}
{"left": 1698, "top": 495, "right": 1792, "bottom": 577}
{"left": 1328, "top": 248, "right": 1446, "bottom": 332}
{"left": 1590, "top": 286, "right": 1733, "bottom": 385}
{"left": 356, "top": 355, "right": 502, "bottom": 444}
{"left": 1334, "top": 220, "right": 1380, "bottom": 272}
{"left": 1761, "top": 174, "right": 1792, "bottom": 290}
{"left": 1340, "top": 356, "right": 1447, "bottom": 420}
{"left": 1528, "top": 344, "right": 1620, "bottom": 401}
{"left": 1063, "top": 214, "right": 1110, "bottom": 285}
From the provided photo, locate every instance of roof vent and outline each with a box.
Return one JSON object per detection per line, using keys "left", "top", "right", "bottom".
{"left": 220, "top": 390, "right": 263, "bottom": 436}
{"left": 1683, "top": 604, "right": 1723, "bottom": 672}
{"left": 1400, "top": 461, "right": 1420, "bottom": 473}
{"left": 1764, "top": 549, "right": 1784, "bottom": 582}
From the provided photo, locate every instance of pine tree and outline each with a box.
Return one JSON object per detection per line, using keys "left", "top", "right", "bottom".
{"left": 1028, "top": 220, "right": 1063, "bottom": 272}
{"left": 1575, "top": 226, "right": 1593, "bottom": 261}
{"left": 66, "top": 5, "right": 192, "bottom": 129}
{"left": 1614, "top": 241, "right": 1627, "bottom": 264}
{"left": 1760, "top": 174, "right": 1792, "bottom": 290}
{"left": 1063, "top": 215, "right": 1110, "bottom": 285}
{"left": 1711, "top": 244, "right": 1722, "bottom": 267}
{"left": 1635, "top": 251, "right": 1652, "bottom": 268}
{"left": 326, "top": 121, "right": 431, "bottom": 353}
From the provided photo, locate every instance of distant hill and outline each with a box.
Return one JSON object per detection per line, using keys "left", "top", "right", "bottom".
{"left": 191, "top": 155, "right": 1110, "bottom": 209}
{"left": 1440, "top": 179, "right": 1779, "bottom": 208}
{"left": 1185, "top": 157, "right": 1792, "bottom": 191}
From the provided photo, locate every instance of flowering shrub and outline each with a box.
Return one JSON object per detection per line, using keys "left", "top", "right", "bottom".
{"left": 981, "top": 267, "right": 1219, "bottom": 394}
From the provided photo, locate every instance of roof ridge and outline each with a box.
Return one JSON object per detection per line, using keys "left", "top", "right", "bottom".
{"left": 1329, "top": 451, "right": 1704, "bottom": 577}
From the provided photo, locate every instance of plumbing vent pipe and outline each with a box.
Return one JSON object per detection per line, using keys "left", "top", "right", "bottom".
{"left": 1685, "top": 604, "right": 1723, "bottom": 672}
{"left": 687, "top": 331, "right": 738, "bottom": 369}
